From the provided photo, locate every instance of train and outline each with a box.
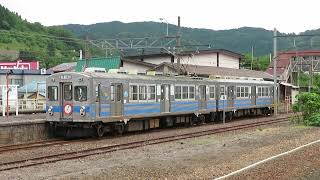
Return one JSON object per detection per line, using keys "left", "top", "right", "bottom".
{"left": 46, "top": 71, "right": 274, "bottom": 137}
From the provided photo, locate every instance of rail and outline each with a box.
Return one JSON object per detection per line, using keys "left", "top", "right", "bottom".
{"left": 0, "top": 117, "right": 289, "bottom": 171}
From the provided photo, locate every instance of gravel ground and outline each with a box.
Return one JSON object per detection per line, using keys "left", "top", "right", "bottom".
{"left": 0, "top": 114, "right": 288, "bottom": 164}
{"left": 229, "top": 143, "right": 320, "bottom": 180}
{"left": 1, "top": 114, "right": 319, "bottom": 179}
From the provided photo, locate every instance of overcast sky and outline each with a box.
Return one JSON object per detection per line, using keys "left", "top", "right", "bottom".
{"left": 0, "top": 0, "right": 319, "bottom": 33}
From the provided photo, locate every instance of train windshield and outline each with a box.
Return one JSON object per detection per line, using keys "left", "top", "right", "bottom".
{"left": 74, "top": 86, "right": 87, "bottom": 102}
{"left": 47, "top": 86, "right": 58, "bottom": 101}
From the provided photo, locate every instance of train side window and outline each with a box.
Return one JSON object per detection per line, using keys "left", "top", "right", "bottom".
{"left": 63, "top": 84, "right": 72, "bottom": 101}
{"left": 182, "top": 86, "right": 188, "bottom": 99}
{"left": 48, "top": 86, "right": 58, "bottom": 101}
{"left": 95, "top": 85, "right": 100, "bottom": 102}
{"left": 258, "top": 87, "right": 262, "bottom": 96}
{"left": 189, "top": 86, "right": 195, "bottom": 99}
{"left": 148, "top": 86, "right": 156, "bottom": 100}
{"left": 139, "top": 85, "right": 147, "bottom": 100}
{"left": 74, "top": 86, "right": 87, "bottom": 102}
{"left": 245, "top": 87, "right": 249, "bottom": 97}
{"left": 210, "top": 86, "right": 215, "bottom": 99}
{"left": 130, "top": 85, "right": 138, "bottom": 101}
{"left": 220, "top": 86, "right": 225, "bottom": 98}
{"left": 236, "top": 87, "right": 241, "bottom": 97}
{"left": 175, "top": 86, "right": 182, "bottom": 100}
{"left": 111, "top": 85, "right": 115, "bottom": 101}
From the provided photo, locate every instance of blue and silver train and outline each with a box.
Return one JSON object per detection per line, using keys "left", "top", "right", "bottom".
{"left": 46, "top": 72, "right": 274, "bottom": 137}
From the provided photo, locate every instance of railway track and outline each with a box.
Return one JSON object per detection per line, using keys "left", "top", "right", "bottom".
{"left": 0, "top": 139, "right": 90, "bottom": 154}
{"left": 0, "top": 117, "right": 289, "bottom": 172}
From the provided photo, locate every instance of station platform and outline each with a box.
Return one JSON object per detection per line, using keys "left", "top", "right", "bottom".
{"left": 0, "top": 113, "right": 50, "bottom": 145}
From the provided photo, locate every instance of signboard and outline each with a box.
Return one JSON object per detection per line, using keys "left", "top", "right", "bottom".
{"left": 0, "top": 60, "right": 39, "bottom": 70}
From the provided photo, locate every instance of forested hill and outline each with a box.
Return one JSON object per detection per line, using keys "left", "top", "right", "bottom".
{"left": 63, "top": 22, "right": 320, "bottom": 56}
{"left": 0, "top": 5, "right": 81, "bottom": 68}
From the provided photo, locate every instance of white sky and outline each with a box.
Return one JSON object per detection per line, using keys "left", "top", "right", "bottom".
{"left": 0, "top": 0, "right": 319, "bottom": 33}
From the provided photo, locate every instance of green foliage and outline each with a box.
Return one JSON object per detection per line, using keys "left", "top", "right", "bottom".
{"left": 0, "top": 4, "right": 82, "bottom": 68}
{"left": 304, "top": 113, "right": 320, "bottom": 126}
{"left": 63, "top": 22, "right": 320, "bottom": 56}
{"left": 293, "top": 92, "right": 320, "bottom": 126}
{"left": 241, "top": 53, "right": 271, "bottom": 70}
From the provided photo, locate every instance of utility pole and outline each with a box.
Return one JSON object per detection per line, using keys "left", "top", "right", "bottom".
{"left": 251, "top": 45, "right": 254, "bottom": 70}
{"left": 176, "top": 16, "right": 181, "bottom": 67}
{"left": 273, "top": 28, "right": 278, "bottom": 117}
{"left": 83, "top": 35, "right": 90, "bottom": 71}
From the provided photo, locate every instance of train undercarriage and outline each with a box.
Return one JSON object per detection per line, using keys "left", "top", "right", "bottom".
{"left": 49, "top": 107, "right": 272, "bottom": 138}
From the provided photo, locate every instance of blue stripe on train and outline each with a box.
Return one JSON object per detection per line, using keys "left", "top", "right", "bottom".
{"left": 125, "top": 103, "right": 160, "bottom": 107}
{"left": 124, "top": 108, "right": 161, "bottom": 115}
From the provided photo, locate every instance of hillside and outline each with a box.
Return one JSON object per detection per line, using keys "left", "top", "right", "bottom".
{"left": 63, "top": 22, "right": 320, "bottom": 56}
{"left": 0, "top": 5, "right": 82, "bottom": 68}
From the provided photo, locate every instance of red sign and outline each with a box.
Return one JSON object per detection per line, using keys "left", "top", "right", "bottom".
{"left": 0, "top": 60, "right": 39, "bottom": 70}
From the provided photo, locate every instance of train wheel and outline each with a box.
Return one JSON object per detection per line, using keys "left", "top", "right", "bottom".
{"left": 96, "top": 124, "right": 105, "bottom": 137}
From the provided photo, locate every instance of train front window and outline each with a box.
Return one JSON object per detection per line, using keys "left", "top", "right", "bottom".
{"left": 63, "top": 84, "right": 73, "bottom": 101}
{"left": 48, "top": 86, "right": 58, "bottom": 101}
{"left": 74, "top": 86, "right": 87, "bottom": 101}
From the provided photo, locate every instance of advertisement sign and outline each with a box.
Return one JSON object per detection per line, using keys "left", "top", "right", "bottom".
{"left": 0, "top": 60, "right": 39, "bottom": 70}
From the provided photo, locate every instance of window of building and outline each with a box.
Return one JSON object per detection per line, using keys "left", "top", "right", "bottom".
{"left": 10, "top": 79, "right": 23, "bottom": 87}
{"left": 74, "top": 86, "right": 87, "bottom": 101}
{"left": 47, "top": 86, "right": 58, "bottom": 101}
{"left": 210, "top": 86, "right": 215, "bottom": 99}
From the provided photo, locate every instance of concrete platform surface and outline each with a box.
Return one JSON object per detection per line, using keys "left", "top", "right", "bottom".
{"left": 0, "top": 113, "right": 46, "bottom": 126}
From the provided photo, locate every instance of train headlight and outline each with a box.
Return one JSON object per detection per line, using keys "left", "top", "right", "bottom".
{"left": 48, "top": 106, "right": 54, "bottom": 116}
{"left": 80, "top": 106, "right": 86, "bottom": 116}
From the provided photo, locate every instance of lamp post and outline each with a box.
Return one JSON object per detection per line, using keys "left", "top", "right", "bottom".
{"left": 159, "top": 18, "right": 169, "bottom": 36}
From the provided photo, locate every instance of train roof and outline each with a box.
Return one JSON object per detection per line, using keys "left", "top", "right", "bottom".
{"left": 48, "top": 72, "right": 275, "bottom": 85}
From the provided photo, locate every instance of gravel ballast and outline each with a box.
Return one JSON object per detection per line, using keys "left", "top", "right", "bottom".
{"left": 0, "top": 115, "right": 319, "bottom": 179}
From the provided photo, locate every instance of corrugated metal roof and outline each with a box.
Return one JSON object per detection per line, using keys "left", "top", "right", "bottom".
{"left": 48, "top": 62, "right": 77, "bottom": 73}
{"left": 75, "top": 56, "right": 121, "bottom": 72}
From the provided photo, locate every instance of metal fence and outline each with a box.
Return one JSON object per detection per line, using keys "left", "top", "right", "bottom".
{"left": 0, "top": 99, "right": 46, "bottom": 116}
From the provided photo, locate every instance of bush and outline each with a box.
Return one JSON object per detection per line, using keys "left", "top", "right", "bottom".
{"left": 293, "top": 92, "right": 320, "bottom": 117}
{"left": 304, "top": 113, "right": 320, "bottom": 126}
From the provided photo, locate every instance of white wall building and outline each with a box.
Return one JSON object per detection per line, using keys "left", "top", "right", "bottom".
{"left": 124, "top": 49, "right": 243, "bottom": 70}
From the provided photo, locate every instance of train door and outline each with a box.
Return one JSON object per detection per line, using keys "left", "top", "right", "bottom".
{"left": 95, "top": 84, "right": 101, "bottom": 116}
{"left": 227, "top": 86, "right": 235, "bottom": 109}
{"left": 60, "top": 82, "right": 73, "bottom": 119}
{"left": 198, "top": 85, "right": 207, "bottom": 110}
{"left": 251, "top": 86, "right": 257, "bottom": 106}
{"left": 110, "top": 83, "right": 123, "bottom": 116}
{"left": 161, "top": 84, "right": 170, "bottom": 113}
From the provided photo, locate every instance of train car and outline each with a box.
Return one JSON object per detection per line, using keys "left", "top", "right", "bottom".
{"left": 46, "top": 72, "right": 274, "bottom": 137}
